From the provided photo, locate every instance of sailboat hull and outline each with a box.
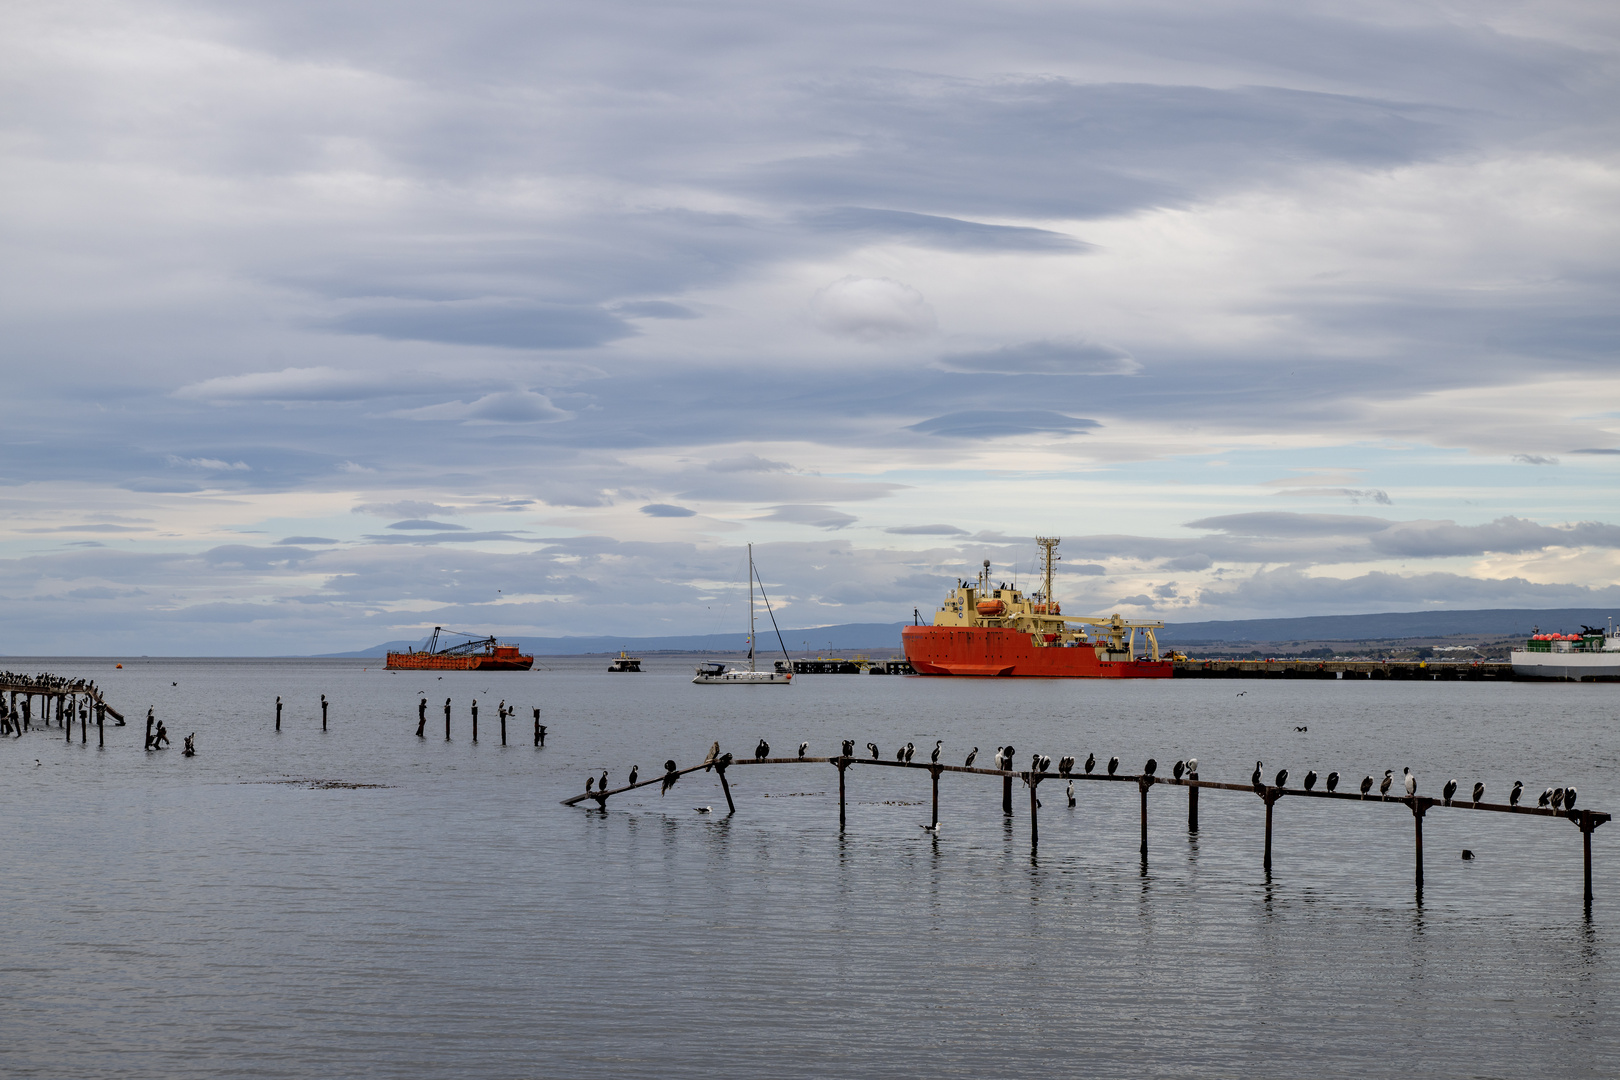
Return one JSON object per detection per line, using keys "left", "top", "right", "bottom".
{"left": 691, "top": 670, "right": 793, "bottom": 685}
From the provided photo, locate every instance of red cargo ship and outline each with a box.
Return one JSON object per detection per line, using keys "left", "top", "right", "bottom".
{"left": 385, "top": 627, "right": 534, "bottom": 671}
{"left": 902, "top": 537, "right": 1172, "bottom": 678}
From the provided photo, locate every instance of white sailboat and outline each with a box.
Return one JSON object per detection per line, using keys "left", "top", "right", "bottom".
{"left": 693, "top": 544, "right": 794, "bottom": 685}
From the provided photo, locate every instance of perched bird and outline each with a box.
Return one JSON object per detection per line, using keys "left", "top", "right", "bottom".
{"left": 585, "top": 776, "right": 595, "bottom": 792}
{"left": 1173, "top": 760, "right": 1185, "bottom": 780}
{"left": 1059, "top": 755, "right": 1075, "bottom": 776}
{"left": 1144, "top": 758, "right": 1157, "bottom": 776}
{"left": 1304, "top": 770, "right": 1317, "bottom": 791}
{"left": 1510, "top": 781, "right": 1523, "bottom": 807}
{"left": 755, "top": 739, "right": 770, "bottom": 760}
{"left": 703, "top": 741, "right": 720, "bottom": 771}
{"left": 1472, "top": 781, "right": 1484, "bottom": 805}
{"left": 1442, "top": 779, "right": 1457, "bottom": 805}
{"left": 1067, "top": 780, "right": 1076, "bottom": 807}
{"left": 599, "top": 770, "right": 609, "bottom": 792}
{"left": 1187, "top": 757, "right": 1198, "bottom": 774}
{"left": 1538, "top": 788, "right": 1552, "bottom": 808}
{"left": 661, "top": 760, "right": 680, "bottom": 796}
{"left": 931, "top": 740, "right": 942, "bottom": 763}
{"left": 1085, "top": 753, "right": 1096, "bottom": 774}
{"left": 964, "top": 747, "right": 978, "bottom": 768}
{"left": 1360, "top": 775, "right": 1374, "bottom": 798}
{"left": 1107, "top": 756, "right": 1120, "bottom": 776}
{"left": 904, "top": 742, "right": 916, "bottom": 762}
{"left": 1029, "top": 753, "right": 1041, "bottom": 771}
{"left": 1039, "top": 754, "right": 1052, "bottom": 773}
{"left": 1461, "top": 849, "right": 1475, "bottom": 860}
{"left": 1274, "top": 768, "right": 1288, "bottom": 788}
{"left": 628, "top": 765, "right": 639, "bottom": 786}
{"left": 868, "top": 742, "right": 880, "bottom": 760}
{"left": 1327, "top": 771, "right": 1339, "bottom": 792}
{"left": 994, "top": 747, "right": 1006, "bottom": 770}
{"left": 1567, "top": 787, "right": 1579, "bottom": 811}
{"left": 1552, "top": 788, "right": 1566, "bottom": 810}
{"left": 1403, "top": 768, "right": 1416, "bottom": 798}
{"left": 1252, "top": 761, "right": 1264, "bottom": 790}
{"left": 842, "top": 739, "right": 856, "bottom": 757}
{"left": 798, "top": 742, "right": 809, "bottom": 759}
{"left": 1380, "top": 771, "right": 1394, "bottom": 797}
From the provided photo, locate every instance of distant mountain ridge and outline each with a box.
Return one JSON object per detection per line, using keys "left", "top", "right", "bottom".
{"left": 312, "top": 608, "right": 1613, "bottom": 657}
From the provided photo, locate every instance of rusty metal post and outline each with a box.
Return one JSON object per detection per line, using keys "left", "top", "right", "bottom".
{"left": 1263, "top": 790, "right": 1275, "bottom": 872}
{"left": 499, "top": 708, "right": 507, "bottom": 746}
{"left": 1189, "top": 771, "right": 1199, "bottom": 832}
{"left": 97, "top": 702, "right": 104, "bottom": 748}
{"left": 65, "top": 699, "right": 71, "bottom": 743}
{"left": 715, "top": 760, "right": 737, "bottom": 815}
{"left": 931, "top": 765, "right": 941, "bottom": 829}
{"left": 1140, "top": 775, "right": 1152, "bottom": 859}
{"left": 837, "top": 759, "right": 847, "bottom": 832}
{"left": 1412, "top": 799, "right": 1426, "bottom": 902}
{"left": 1003, "top": 744, "right": 1016, "bottom": 814}
{"left": 1028, "top": 775, "right": 1039, "bottom": 847}
{"left": 1585, "top": 814, "right": 1594, "bottom": 913}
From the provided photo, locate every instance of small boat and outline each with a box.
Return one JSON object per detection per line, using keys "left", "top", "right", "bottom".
{"left": 694, "top": 544, "right": 793, "bottom": 686}
{"left": 386, "top": 627, "right": 533, "bottom": 671}
{"left": 607, "top": 651, "right": 642, "bottom": 673}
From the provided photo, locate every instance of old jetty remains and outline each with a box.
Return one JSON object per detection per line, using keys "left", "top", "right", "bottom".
{"left": 564, "top": 750, "right": 1607, "bottom": 912}
{"left": 1172, "top": 658, "right": 1514, "bottom": 679}
{"left": 1, "top": 673, "right": 124, "bottom": 747}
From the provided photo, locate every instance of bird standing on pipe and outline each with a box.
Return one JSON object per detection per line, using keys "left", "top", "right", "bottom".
{"left": 931, "top": 740, "right": 942, "bottom": 764}
{"left": 661, "top": 760, "right": 680, "bottom": 796}
{"left": 964, "top": 747, "right": 978, "bottom": 768}
{"left": 798, "top": 742, "right": 808, "bottom": 760}
{"left": 868, "top": 742, "right": 880, "bottom": 760}
{"left": 1403, "top": 768, "right": 1416, "bottom": 798}
{"left": 1107, "top": 756, "right": 1120, "bottom": 776}
{"left": 1510, "top": 781, "right": 1523, "bottom": 807}
{"left": 1084, "top": 753, "right": 1096, "bottom": 775}
{"left": 755, "top": 739, "right": 769, "bottom": 760}
{"left": 1380, "top": 771, "right": 1394, "bottom": 797}
{"left": 1327, "top": 771, "right": 1339, "bottom": 792}
{"left": 1304, "top": 770, "right": 1317, "bottom": 791}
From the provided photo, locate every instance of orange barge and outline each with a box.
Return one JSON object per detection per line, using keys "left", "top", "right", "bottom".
{"left": 385, "top": 627, "right": 533, "bottom": 671}
{"left": 902, "top": 537, "right": 1172, "bottom": 678}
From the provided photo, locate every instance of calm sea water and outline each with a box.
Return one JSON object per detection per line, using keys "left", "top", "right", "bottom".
{"left": 2, "top": 656, "right": 1617, "bottom": 1078}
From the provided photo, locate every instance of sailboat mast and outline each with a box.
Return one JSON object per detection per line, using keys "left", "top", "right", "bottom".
{"left": 748, "top": 542, "right": 756, "bottom": 672}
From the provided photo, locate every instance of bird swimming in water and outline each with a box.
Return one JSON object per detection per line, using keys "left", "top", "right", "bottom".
{"left": 1327, "top": 771, "right": 1339, "bottom": 792}
{"left": 1360, "top": 775, "right": 1374, "bottom": 798}
{"left": 904, "top": 742, "right": 916, "bottom": 762}
{"left": 1085, "top": 753, "right": 1096, "bottom": 774}
{"left": 703, "top": 741, "right": 720, "bottom": 771}
{"left": 1144, "top": 758, "right": 1157, "bottom": 776}
{"left": 585, "top": 776, "right": 595, "bottom": 792}
{"left": 931, "top": 740, "right": 942, "bottom": 763}
{"left": 628, "top": 765, "right": 639, "bottom": 786}
{"left": 756, "top": 739, "right": 770, "bottom": 760}
{"left": 798, "top": 742, "right": 808, "bottom": 759}
{"left": 1403, "top": 768, "right": 1416, "bottom": 798}
{"left": 1107, "top": 756, "right": 1119, "bottom": 776}
{"left": 1304, "top": 770, "right": 1317, "bottom": 791}
{"left": 1472, "top": 781, "right": 1484, "bottom": 805}
{"left": 1173, "top": 760, "right": 1185, "bottom": 780}
{"left": 1538, "top": 787, "right": 1552, "bottom": 808}
{"left": 1067, "top": 781, "right": 1076, "bottom": 807}
{"left": 1252, "top": 761, "right": 1264, "bottom": 790}
{"left": 1442, "top": 779, "right": 1457, "bottom": 805}
{"left": 1380, "top": 771, "right": 1394, "bottom": 797}
{"left": 695, "top": 806, "right": 711, "bottom": 813}
{"left": 1566, "top": 787, "right": 1578, "bottom": 811}
{"left": 661, "top": 760, "right": 680, "bottom": 796}
{"left": 1461, "top": 849, "right": 1475, "bottom": 860}
{"left": 1510, "top": 780, "right": 1523, "bottom": 807}
{"left": 964, "top": 747, "right": 978, "bottom": 767}
{"left": 1274, "top": 768, "right": 1288, "bottom": 788}
{"left": 868, "top": 742, "right": 880, "bottom": 760}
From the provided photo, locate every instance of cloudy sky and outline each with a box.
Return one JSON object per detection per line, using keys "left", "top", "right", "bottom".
{"left": 4, "top": 0, "right": 1619, "bottom": 653}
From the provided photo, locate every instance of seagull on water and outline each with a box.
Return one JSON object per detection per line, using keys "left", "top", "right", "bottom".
{"left": 695, "top": 806, "right": 712, "bottom": 813}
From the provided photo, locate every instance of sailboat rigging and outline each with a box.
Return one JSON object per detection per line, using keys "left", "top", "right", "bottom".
{"left": 693, "top": 544, "right": 794, "bottom": 685}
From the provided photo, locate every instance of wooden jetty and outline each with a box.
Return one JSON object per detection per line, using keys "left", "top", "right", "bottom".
{"left": 1173, "top": 658, "right": 1515, "bottom": 680}
{"left": 565, "top": 752, "right": 1608, "bottom": 911}
{"left": 1, "top": 674, "right": 124, "bottom": 747}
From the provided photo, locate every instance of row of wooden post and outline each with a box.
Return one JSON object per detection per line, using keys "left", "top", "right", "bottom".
{"left": 5, "top": 688, "right": 110, "bottom": 748}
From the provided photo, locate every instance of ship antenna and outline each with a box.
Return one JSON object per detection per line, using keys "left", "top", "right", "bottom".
{"left": 1035, "top": 537, "right": 1060, "bottom": 612}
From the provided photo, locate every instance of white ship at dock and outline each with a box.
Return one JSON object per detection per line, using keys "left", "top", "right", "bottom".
{"left": 1511, "top": 623, "right": 1620, "bottom": 681}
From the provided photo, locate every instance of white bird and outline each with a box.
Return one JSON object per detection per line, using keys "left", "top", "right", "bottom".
{"left": 1403, "top": 768, "right": 1416, "bottom": 798}
{"left": 1067, "top": 781, "right": 1075, "bottom": 807}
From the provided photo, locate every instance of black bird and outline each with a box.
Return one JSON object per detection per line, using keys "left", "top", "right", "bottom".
{"left": 1327, "top": 771, "right": 1339, "bottom": 792}
{"left": 1380, "top": 771, "right": 1394, "bottom": 797}
{"left": 904, "top": 742, "right": 916, "bottom": 762}
{"left": 896, "top": 745, "right": 906, "bottom": 761}
{"left": 1566, "top": 786, "right": 1579, "bottom": 811}
{"left": 1107, "top": 755, "right": 1119, "bottom": 776}
{"left": 585, "top": 776, "right": 595, "bottom": 792}
{"left": 1252, "top": 761, "right": 1264, "bottom": 790}
{"left": 756, "top": 739, "right": 770, "bottom": 760}
{"left": 1360, "top": 775, "right": 1374, "bottom": 798}
{"left": 1552, "top": 788, "right": 1566, "bottom": 810}
{"left": 842, "top": 739, "right": 856, "bottom": 757}
{"left": 1084, "top": 753, "right": 1096, "bottom": 774}
{"left": 628, "top": 765, "right": 639, "bottom": 786}
{"left": 1173, "top": 760, "right": 1185, "bottom": 780}
{"left": 798, "top": 742, "right": 809, "bottom": 759}
{"left": 599, "top": 770, "right": 609, "bottom": 792}
{"left": 1039, "top": 754, "right": 1052, "bottom": 773}
{"left": 1538, "top": 788, "right": 1552, "bottom": 808}
{"left": 1274, "top": 768, "right": 1288, "bottom": 788}
{"left": 1059, "top": 755, "right": 1075, "bottom": 776}
{"left": 1304, "top": 770, "right": 1317, "bottom": 791}
{"left": 661, "top": 760, "right": 679, "bottom": 796}
{"left": 868, "top": 742, "right": 880, "bottom": 760}
{"left": 964, "top": 747, "right": 978, "bottom": 767}
{"left": 1442, "top": 779, "right": 1457, "bottom": 805}
{"left": 1461, "top": 849, "right": 1475, "bottom": 860}
{"left": 1144, "top": 758, "right": 1157, "bottom": 776}
{"left": 931, "top": 740, "right": 942, "bottom": 763}
{"left": 1510, "top": 781, "right": 1523, "bottom": 807}
{"left": 1472, "top": 781, "right": 1485, "bottom": 805}
{"left": 1295, "top": 725, "right": 1307, "bottom": 732}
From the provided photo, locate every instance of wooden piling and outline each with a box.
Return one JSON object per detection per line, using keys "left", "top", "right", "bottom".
{"left": 444, "top": 699, "right": 451, "bottom": 741}
{"left": 837, "top": 758, "right": 847, "bottom": 832}
{"left": 1002, "top": 745, "right": 1016, "bottom": 814}
{"left": 275, "top": 696, "right": 281, "bottom": 731}
{"left": 97, "top": 702, "right": 104, "bottom": 748}
{"left": 471, "top": 700, "right": 478, "bottom": 743}
{"left": 1188, "top": 771, "right": 1200, "bottom": 832}
{"left": 931, "top": 765, "right": 941, "bottom": 829}
{"left": 1263, "top": 790, "right": 1275, "bottom": 872}
{"left": 1140, "top": 775, "right": 1152, "bottom": 859}
{"left": 499, "top": 708, "right": 507, "bottom": 746}
{"left": 1412, "top": 799, "right": 1426, "bottom": 901}
{"left": 715, "top": 760, "right": 737, "bottom": 814}
{"left": 1028, "top": 774, "right": 1039, "bottom": 847}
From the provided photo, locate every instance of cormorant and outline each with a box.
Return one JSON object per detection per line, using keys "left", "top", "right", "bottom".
{"left": 842, "top": 739, "right": 856, "bottom": 757}
{"left": 628, "top": 765, "right": 639, "bottom": 786}
{"left": 1304, "top": 770, "right": 1317, "bottom": 791}
{"left": 756, "top": 739, "right": 770, "bottom": 760}
{"left": 1360, "top": 775, "right": 1374, "bottom": 798}
{"left": 1274, "top": 768, "right": 1288, "bottom": 788}
{"left": 600, "top": 770, "right": 609, "bottom": 791}
{"left": 964, "top": 747, "right": 978, "bottom": 767}
{"left": 868, "top": 742, "right": 880, "bottom": 760}
{"left": 1538, "top": 788, "right": 1552, "bottom": 808}
{"left": 904, "top": 742, "right": 916, "bottom": 762}
{"left": 1380, "top": 771, "right": 1394, "bottom": 797}
{"left": 799, "top": 742, "right": 809, "bottom": 759}
{"left": 1461, "top": 849, "right": 1475, "bottom": 860}
{"left": 1107, "top": 755, "right": 1119, "bottom": 776}
{"left": 1084, "top": 753, "right": 1096, "bottom": 774}
{"left": 1173, "top": 760, "right": 1185, "bottom": 780}
{"left": 1039, "top": 754, "right": 1052, "bottom": 772}
{"left": 1059, "top": 755, "right": 1074, "bottom": 776}
{"left": 1510, "top": 781, "right": 1523, "bottom": 807}
{"left": 703, "top": 741, "right": 720, "bottom": 771}
{"left": 1442, "top": 779, "right": 1457, "bottom": 805}
{"left": 1472, "top": 781, "right": 1484, "bottom": 805}
{"left": 931, "top": 740, "right": 942, "bottom": 763}
{"left": 586, "top": 776, "right": 594, "bottom": 792}
{"left": 1144, "top": 758, "right": 1157, "bottom": 776}
{"left": 1567, "top": 787, "right": 1578, "bottom": 811}
{"left": 993, "top": 747, "right": 1005, "bottom": 770}
{"left": 1252, "top": 761, "right": 1264, "bottom": 790}
{"left": 1187, "top": 758, "right": 1198, "bottom": 774}
{"left": 1403, "top": 768, "right": 1416, "bottom": 798}
{"left": 896, "top": 746, "right": 906, "bottom": 761}
{"left": 1552, "top": 788, "right": 1566, "bottom": 810}
{"left": 661, "top": 760, "right": 680, "bottom": 796}
{"left": 1067, "top": 781, "right": 1076, "bottom": 807}
{"left": 1327, "top": 771, "right": 1339, "bottom": 791}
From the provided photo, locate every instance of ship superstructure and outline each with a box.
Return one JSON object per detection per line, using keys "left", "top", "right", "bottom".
{"left": 901, "top": 537, "right": 1172, "bottom": 678}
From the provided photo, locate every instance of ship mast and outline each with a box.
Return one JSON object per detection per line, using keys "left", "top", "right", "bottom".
{"left": 1035, "top": 536, "right": 1060, "bottom": 608}
{"left": 748, "top": 542, "right": 756, "bottom": 672}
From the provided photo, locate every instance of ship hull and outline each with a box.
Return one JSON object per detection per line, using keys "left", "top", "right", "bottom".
{"left": 902, "top": 626, "right": 1172, "bottom": 678}
{"left": 384, "top": 653, "right": 533, "bottom": 671}
{"left": 1511, "top": 650, "right": 1620, "bottom": 682}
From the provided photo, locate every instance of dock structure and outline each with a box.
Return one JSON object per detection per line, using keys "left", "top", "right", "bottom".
{"left": 1173, "top": 658, "right": 1515, "bottom": 680}
{"left": 1, "top": 673, "right": 125, "bottom": 747}
{"left": 565, "top": 752, "right": 1608, "bottom": 912}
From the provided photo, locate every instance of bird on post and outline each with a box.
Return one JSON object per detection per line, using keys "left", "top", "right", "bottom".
{"left": 661, "top": 760, "right": 679, "bottom": 796}
{"left": 1538, "top": 787, "right": 1553, "bottom": 808}
{"left": 1252, "top": 761, "right": 1264, "bottom": 791}
{"left": 1380, "top": 771, "right": 1394, "bottom": 797}
{"left": 1552, "top": 788, "right": 1566, "bottom": 810}
{"left": 1403, "top": 768, "right": 1416, "bottom": 798}
{"left": 597, "top": 769, "right": 608, "bottom": 792}
{"left": 1067, "top": 780, "right": 1076, "bottom": 806}
{"left": 628, "top": 765, "right": 639, "bottom": 786}
{"left": 904, "top": 742, "right": 915, "bottom": 762}
{"left": 1059, "top": 756, "right": 1075, "bottom": 776}
{"left": 931, "top": 740, "right": 942, "bottom": 764}
{"left": 1144, "top": 758, "right": 1157, "bottom": 776}
{"left": 993, "top": 747, "right": 1005, "bottom": 770}
{"left": 1360, "top": 775, "right": 1374, "bottom": 798}
{"left": 964, "top": 747, "right": 978, "bottom": 767}
{"left": 798, "top": 742, "right": 809, "bottom": 760}
{"left": 704, "top": 741, "right": 720, "bottom": 771}
{"left": 1304, "top": 770, "right": 1317, "bottom": 791}
{"left": 1510, "top": 781, "right": 1523, "bottom": 807}
{"left": 1173, "top": 760, "right": 1185, "bottom": 781}
{"left": 1274, "top": 768, "right": 1288, "bottom": 789}
{"left": 1472, "top": 781, "right": 1485, "bottom": 805}
{"left": 1107, "top": 756, "right": 1120, "bottom": 776}
{"left": 1566, "top": 787, "right": 1578, "bottom": 811}
{"left": 1085, "top": 753, "right": 1096, "bottom": 775}
{"left": 1442, "top": 779, "right": 1457, "bottom": 805}
{"left": 868, "top": 742, "right": 880, "bottom": 760}
{"left": 755, "top": 739, "right": 770, "bottom": 760}
{"left": 586, "top": 776, "right": 595, "bottom": 792}
{"left": 1327, "top": 771, "right": 1339, "bottom": 792}
{"left": 842, "top": 739, "right": 856, "bottom": 757}
{"left": 1187, "top": 757, "right": 1198, "bottom": 775}
{"left": 1039, "top": 754, "right": 1052, "bottom": 773}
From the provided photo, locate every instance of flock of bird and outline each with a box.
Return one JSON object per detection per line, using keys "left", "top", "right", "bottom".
{"left": 582, "top": 741, "right": 1583, "bottom": 817}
